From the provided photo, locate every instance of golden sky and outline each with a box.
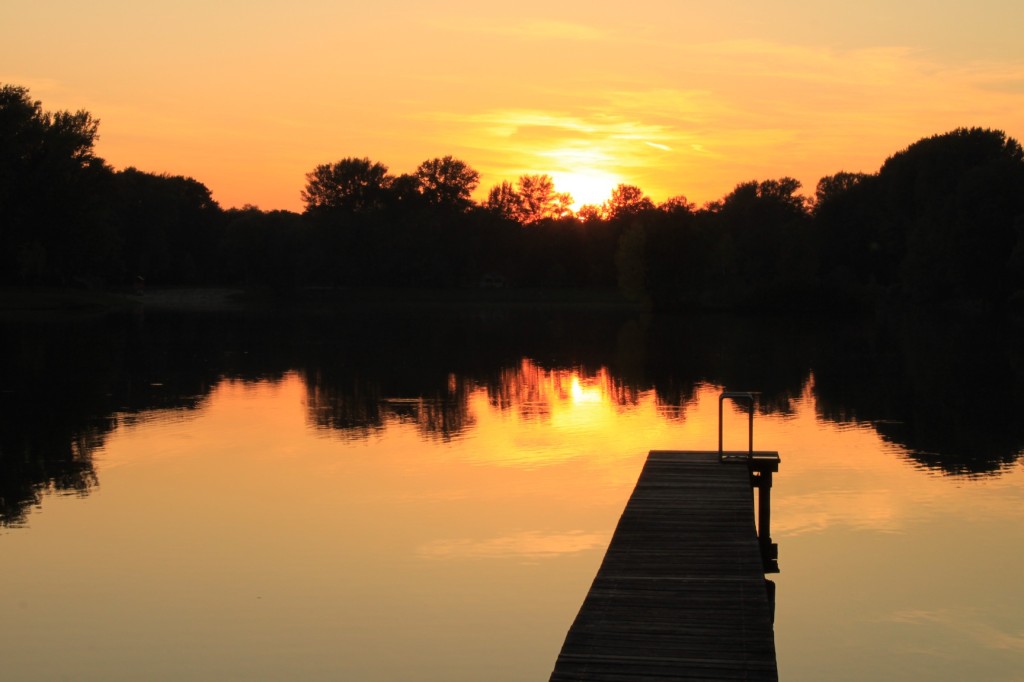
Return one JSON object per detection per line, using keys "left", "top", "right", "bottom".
{"left": 4, "top": 0, "right": 1023, "bottom": 211}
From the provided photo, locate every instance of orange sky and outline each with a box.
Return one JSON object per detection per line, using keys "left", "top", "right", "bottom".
{"left": 4, "top": 1, "right": 1023, "bottom": 211}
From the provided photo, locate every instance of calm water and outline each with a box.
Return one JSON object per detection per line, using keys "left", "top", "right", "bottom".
{"left": 2, "top": 306, "right": 1023, "bottom": 680}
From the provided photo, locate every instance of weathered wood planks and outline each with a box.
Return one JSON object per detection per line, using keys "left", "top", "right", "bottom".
{"left": 549, "top": 450, "right": 779, "bottom": 681}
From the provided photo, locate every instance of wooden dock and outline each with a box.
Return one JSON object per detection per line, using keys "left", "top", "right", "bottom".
{"left": 549, "top": 450, "right": 780, "bottom": 681}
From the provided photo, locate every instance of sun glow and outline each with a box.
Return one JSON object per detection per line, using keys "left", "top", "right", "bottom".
{"left": 551, "top": 170, "right": 622, "bottom": 210}
{"left": 569, "top": 375, "right": 604, "bottom": 404}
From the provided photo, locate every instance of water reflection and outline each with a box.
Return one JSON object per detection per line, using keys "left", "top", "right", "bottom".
{"left": 813, "top": 312, "right": 1024, "bottom": 474}
{"left": 1, "top": 307, "right": 1023, "bottom": 525}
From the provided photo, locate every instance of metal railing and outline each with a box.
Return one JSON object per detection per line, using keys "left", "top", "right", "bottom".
{"left": 718, "top": 390, "right": 779, "bottom": 573}
{"left": 718, "top": 391, "right": 760, "bottom": 455}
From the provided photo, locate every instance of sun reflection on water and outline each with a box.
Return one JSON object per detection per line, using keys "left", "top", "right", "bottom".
{"left": 454, "top": 361, "right": 676, "bottom": 468}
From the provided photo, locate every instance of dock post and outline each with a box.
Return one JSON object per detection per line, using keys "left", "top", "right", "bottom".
{"left": 752, "top": 459, "right": 779, "bottom": 573}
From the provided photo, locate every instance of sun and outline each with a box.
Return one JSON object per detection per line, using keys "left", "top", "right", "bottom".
{"left": 550, "top": 170, "right": 622, "bottom": 210}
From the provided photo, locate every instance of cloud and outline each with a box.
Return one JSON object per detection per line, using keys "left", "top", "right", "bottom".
{"left": 412, "top": 36, "right": 1024, "bottom": 204}
{"left": 421, "top": 107, "right": 681, "bottom": 172}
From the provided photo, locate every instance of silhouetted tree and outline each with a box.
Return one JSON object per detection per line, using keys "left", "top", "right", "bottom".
{"left": 876, "top": 128, "right": 1024, "bottom": 305}
{"left": 223, "top": 206, "right": 307, "bottom": 289}
{"left": 626, "top": 198, "right": 698, "bottom": 309}
{"left": 576, "top": 204, "right": 605, "bottom": 222}
{"left": 301, "top": 157, "right": 393, "bottom": 214}
{"left": 110, "top": 168, "right": 224, "bottom": 285}
{"left": 615, "top": 222, "right": 647, "bottom": 301}
{"left": 0, "top": 83, "right": 114, "bottom": 285}
{"left": 813, "top": 171, "right": 870, "bottom": 210}
{"left": 605, "top": 183, "right": 654, "bottom": 219}
{"left": 414, "top": 155, "right": 480, "bottom": 211}
{"left": 485, "top": 180, "right": 521, "bottom": 220}
{"left": 515, "top": 174, "right": 573, "bottom": 224}
{"left": 388, "top": 172, "right": 424, "bottom": 209}
{"left": 705, "top": 177, "right": 814, "bottom": 306}
{"left": 813, "top": 171, "right": 888, "bottom": 303}
{"left": 659, "top": 195, "right": 696, "bottom": 215}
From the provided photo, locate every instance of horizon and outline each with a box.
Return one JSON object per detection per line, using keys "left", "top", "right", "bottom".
{"left": 4, "top": 1, "right": 1024, "bottom": 212}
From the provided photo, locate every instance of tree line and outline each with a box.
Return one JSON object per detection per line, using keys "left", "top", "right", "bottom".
{"left": 3, "top": 83, "right": 1023, "bottom": 312}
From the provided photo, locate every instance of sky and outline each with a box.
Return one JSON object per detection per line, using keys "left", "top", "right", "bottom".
{"left": 4, "top": 0, "right": 1023, "bottom": 211}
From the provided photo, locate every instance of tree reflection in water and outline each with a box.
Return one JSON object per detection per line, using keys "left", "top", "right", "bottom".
{"left": 2, "top": 306, "right": 1022, "bottom": 524}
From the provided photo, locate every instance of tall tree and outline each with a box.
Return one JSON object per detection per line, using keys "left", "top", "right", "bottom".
{"left": 0, "top": 84, "right": 112, "bottom": 285}
{"left": 485, "top": 181, "right": 520, "bottom": 220}
{"left": 813, "top": 171, "right": 887, "bottom": 300}
{"left": 812, "top": 171, "right": 870, "bottom": 213}
{"left": 110, "top": 168, "right": 224, "bottom": 285}
{"left": 301, "top": 157, "right": 393, "bottom": 214}
{"left": 875, "top": 127, "right": 1024, "bottom": 304}
{"left": 605, "top": 184, "right": 655, "bottom": 219}
{"left": 659, "top": 195, "right": 696, "bottom": 215}
{"left": 414, "top": 155, "right": 480, "bottom": 210}
{"left": 698, "top": 177, "right": 814, "bottom": 306}
{"left": 516, "top": 174, "right": 572, "bottom": 224}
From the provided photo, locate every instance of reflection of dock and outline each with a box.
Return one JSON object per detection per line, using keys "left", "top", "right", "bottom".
{"left": 549, "top": 449, "right": 780, "bottom": 681}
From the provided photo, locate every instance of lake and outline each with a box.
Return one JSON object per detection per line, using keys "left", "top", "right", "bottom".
{"left": 2, "top": 303, "right": 1023, "bottom": 680}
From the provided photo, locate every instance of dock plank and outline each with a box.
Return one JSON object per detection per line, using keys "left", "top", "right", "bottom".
{"left": 549, "top": 450, "right": 778, "bottom": 681}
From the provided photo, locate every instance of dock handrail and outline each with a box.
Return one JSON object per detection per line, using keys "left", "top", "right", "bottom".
{"left": 717, "top": 391, "right": 779, "bottom": 573}
{"left": 718, "top": 391, "right": 761, "bottom": 454}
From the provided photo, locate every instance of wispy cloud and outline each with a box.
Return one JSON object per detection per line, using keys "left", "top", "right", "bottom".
{"left": 420, "top": 106, "right": 683, "bottom": 175}
{"left": 407, "top": 36, "right": 1024, "bottom": 204}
